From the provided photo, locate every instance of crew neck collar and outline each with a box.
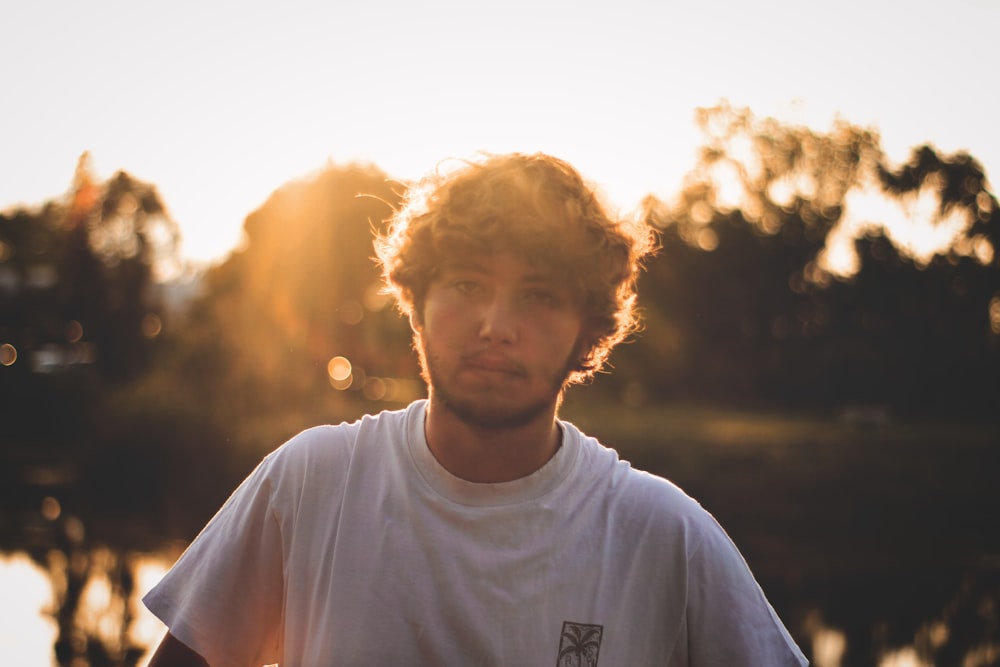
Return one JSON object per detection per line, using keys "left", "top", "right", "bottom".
{"left": 405, "top": 400, "right": 578, "bottom": 507}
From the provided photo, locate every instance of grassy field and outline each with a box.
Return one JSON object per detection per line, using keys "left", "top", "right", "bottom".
{"left": 561, "top": 395, "right": 1000, "bottom": 665}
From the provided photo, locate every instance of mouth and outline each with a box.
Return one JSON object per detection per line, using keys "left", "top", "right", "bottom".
{"left": 460, "top": 354, "right": 526, "bottom": 377}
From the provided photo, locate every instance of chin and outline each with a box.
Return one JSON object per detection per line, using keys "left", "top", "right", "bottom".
{"left": 434, "top": 390, "right": 557, "bottom": 430}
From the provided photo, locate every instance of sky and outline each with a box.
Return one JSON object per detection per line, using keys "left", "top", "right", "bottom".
{"left": 2, "top": 0, "right": 999, "bottom": 266}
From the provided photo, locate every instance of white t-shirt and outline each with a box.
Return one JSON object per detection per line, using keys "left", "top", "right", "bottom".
{"left": 143, "top": 400, "right": 807, "bottom": 666}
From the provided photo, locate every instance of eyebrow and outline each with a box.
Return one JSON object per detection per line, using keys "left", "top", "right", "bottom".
{"left": 437, "top": 260, "right": 487, "bottom": 274}
{"left": 437, "top": 260, "right": 562, "bottom": 284}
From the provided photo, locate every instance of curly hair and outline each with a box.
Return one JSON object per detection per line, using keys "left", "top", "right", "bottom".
{"left": 374, "top": 152, "right": 657, "bottom": 385}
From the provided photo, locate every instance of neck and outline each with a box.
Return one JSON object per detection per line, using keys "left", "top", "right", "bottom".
{"left": 423, "top": 398, "right": 563, "bottom": 483}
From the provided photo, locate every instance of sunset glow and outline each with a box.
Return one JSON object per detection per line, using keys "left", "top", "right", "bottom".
{"left": 3, "top": 1, "right": 999, "bottom": 266}
{"left": 3, "top": 5, "right": 999, "bottom": 662}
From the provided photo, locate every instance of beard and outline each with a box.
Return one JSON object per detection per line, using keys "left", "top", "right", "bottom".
{"left": 431, "top": 376, "right": 557, "bottom": 430}
{"left": 419, "top": 345, "right": 577, "bottom": 431}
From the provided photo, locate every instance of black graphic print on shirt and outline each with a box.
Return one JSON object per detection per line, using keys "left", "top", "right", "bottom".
{"left": 556, "top": 621, "right": 603, "bottom": 667}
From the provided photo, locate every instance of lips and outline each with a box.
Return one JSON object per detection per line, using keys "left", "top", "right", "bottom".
{"left": 460, "top": 354, "right": 526, "bottom": 377}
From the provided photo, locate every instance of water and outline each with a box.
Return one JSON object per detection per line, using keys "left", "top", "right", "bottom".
{"left": 1, "top": 552, "right": 55, "bottom": 665}
{"left": 3, "top": 547, "right": 998, "bottom": 666}
{"left": 4, "top": 420, "right": 1000, "bottom": 667}
{"left": 0, "top": 550, "right": 169, "bottom": 667}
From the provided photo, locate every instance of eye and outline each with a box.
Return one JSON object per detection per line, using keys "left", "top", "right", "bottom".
{"left": 523, "top": 288, "right": 561, "bottom": 306}
{"left": 451, "top": 279, "right": 480, "bottom": 295}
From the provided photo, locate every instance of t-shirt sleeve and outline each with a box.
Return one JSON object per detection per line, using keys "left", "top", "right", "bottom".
{"left": 684, "top": 515, "right": 808, "bottom": 666}
{"left": 142, "top": 455, "right": 286, "bottom": 667}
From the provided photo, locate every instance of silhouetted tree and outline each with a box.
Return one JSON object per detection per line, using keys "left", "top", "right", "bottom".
{"left": 0, "top": 153, "right": 179, "bottom": 389}
{"left": 0, "top": 153, "right": 185, "bottom": 537}
{"left": 0, "top": 154, "right": 183, "bottom": 667}
{"left": 157, "top": 161, "right": 416, "bottom": 455}
{"left": 627, "top": 103, "right": 1000, "bottom": 416}
{"left": 0, "top": 154, "right": 179, "bottom": 458}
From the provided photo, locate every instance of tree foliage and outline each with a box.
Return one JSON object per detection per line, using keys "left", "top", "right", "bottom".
{"left": 159, "top": 161, "right": 419, "bottom": 452}
{"left": 0, "top": 154, "right": 186, "bottom": 555}
{"left": 3, "top": 122, "right": 999, "bottom": 667}
{"left": 4, "top": 117, "right": 999, "bottom": 549}
{"left": 0, "top": 153, "right": 180, "bottom": 439}
{"left": 622, "top": 104, "right": 1000, "bottom": 416}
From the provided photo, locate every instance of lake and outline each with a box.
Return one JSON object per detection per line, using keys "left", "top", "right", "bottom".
{"left": 3, "top": 402, "right": 998, "bottom": 666}
{"left": 1, "top": 549, "right": 169, "bottom": 666}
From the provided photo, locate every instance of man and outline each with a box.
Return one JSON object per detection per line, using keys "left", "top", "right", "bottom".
{"left": 144, "top": 153, "right": 808, "bottom": 666}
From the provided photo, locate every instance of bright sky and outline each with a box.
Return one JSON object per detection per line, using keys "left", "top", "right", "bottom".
{"left": 3, "top": 0, "right": 998, "bottom": 266}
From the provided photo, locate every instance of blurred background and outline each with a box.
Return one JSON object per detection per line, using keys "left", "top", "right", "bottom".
{"left": 2, "top": 2, "right": 998, "bottom": 666}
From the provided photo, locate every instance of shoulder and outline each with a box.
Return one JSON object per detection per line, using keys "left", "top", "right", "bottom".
{"left": 565, "top": 421, "right": 723, "bottom": 549}
{"left": 261, "top": 403, "right": 415, "bottom": 484}
{"left": 235, "top": 403, "right": 419, "bottom": 523}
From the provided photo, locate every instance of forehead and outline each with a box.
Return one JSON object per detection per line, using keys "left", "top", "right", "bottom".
{"left": 436, "top": 252, "right": 569, "bottom": 283}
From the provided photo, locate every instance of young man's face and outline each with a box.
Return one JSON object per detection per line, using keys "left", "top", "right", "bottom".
{"left": 413, "top": 250, "right": 588, "bottom": 430}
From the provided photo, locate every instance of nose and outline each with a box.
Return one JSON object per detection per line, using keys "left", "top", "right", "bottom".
{"left": 478, "top": 295, "right": 518, "bottom": 344}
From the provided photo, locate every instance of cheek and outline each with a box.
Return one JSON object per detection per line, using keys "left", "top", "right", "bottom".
{"left": 422, "top": 301, "right": 458, "bottom": 334}
{"left": 420, "top": 300, "right": 474, "bottom": 348}
{"left": 541, "top": 318, "right": 586, "bottom": 355}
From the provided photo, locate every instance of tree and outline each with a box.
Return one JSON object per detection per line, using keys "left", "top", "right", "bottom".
{"left": 162, "top": 161, "right": 418, "bottom": 452}
{"left": 626, "top": 103, "right": 1000, "bottom": 416}
{"left": 0, "top": 156, "right": 189, "bottom": 667}
{"left": 0, "top": 153, "right": 180, "bottom": 448}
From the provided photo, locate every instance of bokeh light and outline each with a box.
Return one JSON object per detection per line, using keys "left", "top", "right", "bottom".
{"left": 327, "top": 355, "right": 353, "bottom": 390}
{"left": 41, "top": 496, "right": 62, "bottom": 521}
{"left": 65, "top": 319, "right": 83, "bottom": 343}
{"left": 338, "top": 301, "right": 364, "bottom": 325}
{"left": 0, "top": 343, "right": 16, "bottom": 366}
{"left": 141, "top": 313, "right": 163, "bottom": 338}
{"left": 362, "top": 377, "right": 387, "bottom": 401}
